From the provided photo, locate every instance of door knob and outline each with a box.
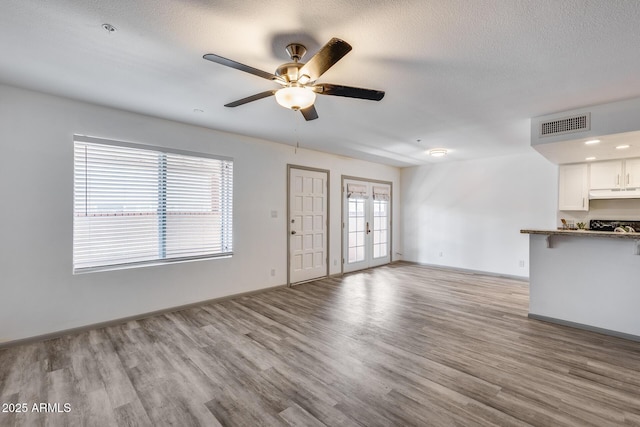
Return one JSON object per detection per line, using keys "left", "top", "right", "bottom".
{"left": 291, "top": 230, "right": 297, "bottom": 235}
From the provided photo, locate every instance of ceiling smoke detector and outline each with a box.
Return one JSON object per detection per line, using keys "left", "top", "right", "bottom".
{"left": 102, "top": 23, "right": 117, "bottom": 33}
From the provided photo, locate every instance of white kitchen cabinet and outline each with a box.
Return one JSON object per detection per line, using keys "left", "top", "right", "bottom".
{"left": 624, "top": 158, "right": 640, "bottom": 189}
{"left": 589, "top": 160, "right": 623, "bottom": 190}
{"left": 558, "top": 164, "right": 589, "bottom": 211}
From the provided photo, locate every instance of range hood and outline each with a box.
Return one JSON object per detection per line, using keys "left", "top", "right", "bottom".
{"left": 589, "top": 189, "right": 640, "bottom": 200}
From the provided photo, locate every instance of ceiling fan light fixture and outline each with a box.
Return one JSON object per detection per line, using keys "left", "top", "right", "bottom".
{"left": 275, "top": 86, "right": 316, "bottom": 111}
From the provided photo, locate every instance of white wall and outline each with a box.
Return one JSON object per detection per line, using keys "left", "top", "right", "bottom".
{"left": 401, "top": 152, "right": 557, "bottom": 277}
{"left": 0, "top": 84, "right": 400, "bottom": 343}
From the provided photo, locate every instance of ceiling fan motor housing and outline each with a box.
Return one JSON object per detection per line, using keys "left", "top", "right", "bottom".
{"left": 276, "top": 62, "right": 305, "bottom": 84}
{"left": 275, "top": 43, "right": 311, "bottom": 84}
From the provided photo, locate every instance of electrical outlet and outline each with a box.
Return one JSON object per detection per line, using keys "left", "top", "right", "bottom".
{"left": 518, "top": 260, "right": 525, "bottom": 268}
{"left": 333, "top": 259, "right": 337, "bottom": 266}
{"left": 270, "top": 269, "right": 276, "bottom": 276}
{"left": 439, "top": 252, "right": 443, "bottom": 257}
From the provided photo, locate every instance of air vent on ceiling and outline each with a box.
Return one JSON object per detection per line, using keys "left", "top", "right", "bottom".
{"left": 539, "top": 113, "right": 590, "bottom": 137}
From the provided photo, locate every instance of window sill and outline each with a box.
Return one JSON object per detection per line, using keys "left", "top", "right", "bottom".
{"left": 73, "top": 253, "right": 233, "bottom": 275}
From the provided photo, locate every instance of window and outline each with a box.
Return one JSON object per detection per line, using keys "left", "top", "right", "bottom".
{"left": 73, "top": 136, "right": 233, "bottom": 273}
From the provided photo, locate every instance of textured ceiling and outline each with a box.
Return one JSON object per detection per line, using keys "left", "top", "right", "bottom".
{"left": 2, "top": 0, "right": 640, "bottom": 167}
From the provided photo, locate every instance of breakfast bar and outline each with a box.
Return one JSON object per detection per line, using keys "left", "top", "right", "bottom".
{"left": 521, "top": 229, "right": 640, "bottom": 341}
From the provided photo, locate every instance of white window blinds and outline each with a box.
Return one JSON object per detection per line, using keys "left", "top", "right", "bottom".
{"left": 73, "top": 136, "right": 233, "bottom": 272}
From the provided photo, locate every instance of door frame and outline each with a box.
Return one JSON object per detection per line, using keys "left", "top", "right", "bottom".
{"left": 287, "top": 164, "right": 330, "bottom": 287}
{"left": 341, "top": 175, "right": 393, "bottom": 274}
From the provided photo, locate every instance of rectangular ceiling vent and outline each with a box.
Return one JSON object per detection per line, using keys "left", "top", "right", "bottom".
{"left": 539, "top": 113, "right": 590, "bottom": 137}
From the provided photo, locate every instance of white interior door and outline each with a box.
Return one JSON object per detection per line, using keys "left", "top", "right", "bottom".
{"left": 289, "top": 167, "right": 328, "bottom": 284}
{"left": 343, "top": 179, "right": 391, "bottom": 273}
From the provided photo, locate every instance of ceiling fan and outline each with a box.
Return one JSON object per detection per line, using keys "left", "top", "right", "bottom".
{"left": 203, "top": 38, "right": 385, "bottom": 121}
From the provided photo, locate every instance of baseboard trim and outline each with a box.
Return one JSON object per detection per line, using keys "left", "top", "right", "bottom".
{"left": 528, "top": 313, "right": 640, "bottom": 343}
{"left": 0, "top": 284, "right": 288, "bottom": 349}
{"left": 403, "top": 261, "right": 529, "bottom": 282}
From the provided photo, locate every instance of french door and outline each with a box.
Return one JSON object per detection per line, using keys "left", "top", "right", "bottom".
{"left": 343, "top": 178, "right": 391, "bottom": 273}
{"left": 288, "top": 166, "right": 329, "bottom": 285}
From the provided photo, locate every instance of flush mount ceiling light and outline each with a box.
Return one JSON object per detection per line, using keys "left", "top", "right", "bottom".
{"left": 275, "top": 86, "right": 316, "bottom": 110}
{"left": 585, "top": 156, "right": 596, "bottom": 161}
{"left": 584, "top": 139, "right": 600, "bottom": 145}
{"left": 429, "top": 148, "right": 448, "bottom": 157}
{"left": 616, "top": 144, "right": 631, "bottom": 149}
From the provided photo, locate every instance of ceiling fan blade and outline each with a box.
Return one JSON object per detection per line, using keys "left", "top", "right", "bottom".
{"left": 203, "top": 53, "right": 283, "bottom": 82}
{"left": 224, "top": 90, "right": 276, "bottom": 107}
{"left": 298, "top": 38, "right": 352, "bottom": 82}
{"left": 316, "top": 84, "right": 385, "bottom": 101}
{"left": 300, "top": 105, "right": 319, "bottom": 121}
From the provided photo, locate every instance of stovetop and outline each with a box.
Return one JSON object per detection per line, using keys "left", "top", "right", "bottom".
{"left": 589, "top": 219, "right": 640, "bottom": 231}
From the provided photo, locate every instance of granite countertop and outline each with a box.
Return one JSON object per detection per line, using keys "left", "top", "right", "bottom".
{"left": 521, "top": 229, "right": 640, "bottom": 239}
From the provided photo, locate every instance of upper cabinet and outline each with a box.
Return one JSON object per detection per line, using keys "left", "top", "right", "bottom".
{"left": 560, "top": 157, "right": 640, "bottom": 210}
{"left": 590, "top": 159, "right": 640, "bottom": 190}
{"left": 590, "top": 160, "right": 623, "bottom": 190}
{"left": 625, "top": 158, "right": 640, "bottom": 189}
{"left": 559, "top": 164, "right": 589, "bottom": 211}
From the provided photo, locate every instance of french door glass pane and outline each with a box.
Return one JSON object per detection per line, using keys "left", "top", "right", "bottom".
{"left": 347, "top": 199, "right": 365, "bottom": 263}
{"left": 372, "top": 199, "right": 388, "bottom": 259}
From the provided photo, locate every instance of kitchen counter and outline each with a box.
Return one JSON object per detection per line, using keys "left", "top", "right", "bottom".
{"left": 521, "top": 229, "right": 640, "bottom": 239}
{"left": 522, "top": 229, "right": 640, "bottom": 341}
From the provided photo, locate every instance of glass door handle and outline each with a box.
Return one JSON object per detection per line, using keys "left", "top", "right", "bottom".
{"left": 366, "top": 222, "right": 371, "bottom": 234}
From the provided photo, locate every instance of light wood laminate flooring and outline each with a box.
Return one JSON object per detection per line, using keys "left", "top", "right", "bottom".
{"left": 1, "top": 263, "right": 640, "bottom": 426}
